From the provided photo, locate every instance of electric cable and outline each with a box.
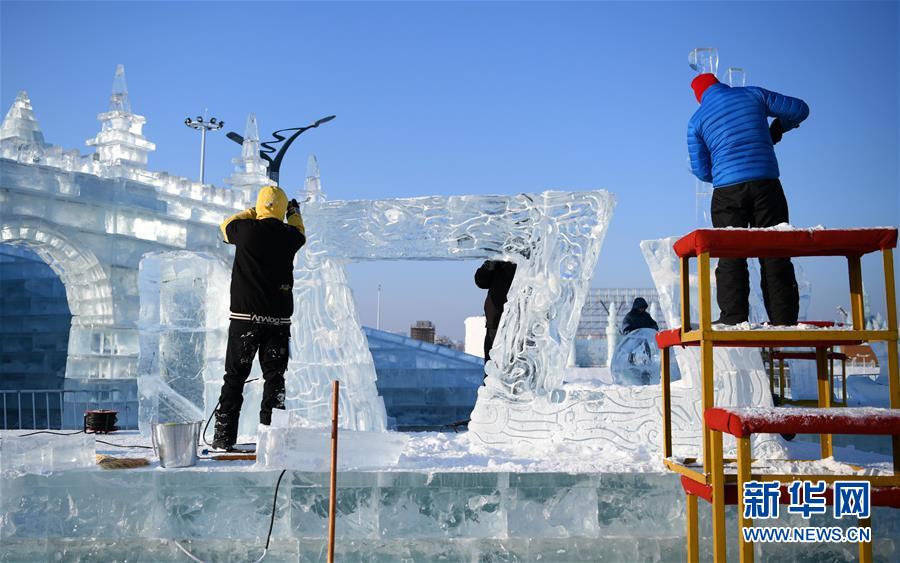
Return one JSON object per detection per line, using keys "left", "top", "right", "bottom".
{"left": 16, "top": 430, "right": 84, "bottom": 438}
{"left": 9, "top": 429, "right": 151, "bottom": 449}
{"left": 96, "top": 439, "right": 154, "bottom": 450}
{"left": 174, "top": 469, "right": 287, "bottom": 563}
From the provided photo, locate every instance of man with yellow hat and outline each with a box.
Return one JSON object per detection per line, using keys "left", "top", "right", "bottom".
{"left": 212, "top": 185, "right": 306, "bottom": 451}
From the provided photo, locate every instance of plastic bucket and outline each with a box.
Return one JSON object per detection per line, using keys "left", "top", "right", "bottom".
{"left": 151, "top": 421, "right": 202, "bottom": 468}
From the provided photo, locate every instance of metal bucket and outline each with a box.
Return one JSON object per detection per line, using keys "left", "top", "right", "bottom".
{"left": 151, "top": 421, "right": 202, "bottom": 468}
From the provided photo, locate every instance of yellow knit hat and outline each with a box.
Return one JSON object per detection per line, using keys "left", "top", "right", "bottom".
{"left": 255, "top": 185, "right": 288, "bottom": 220}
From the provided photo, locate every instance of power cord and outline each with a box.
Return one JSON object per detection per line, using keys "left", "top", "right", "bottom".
{"left": 17, "top": 430, "right": 84, "bottom": 438}
{"left": 174, "top": 469, "right": 287, "bottom": 563}
{"left": 8, "top": 429, "right": 153, "bottom": 449}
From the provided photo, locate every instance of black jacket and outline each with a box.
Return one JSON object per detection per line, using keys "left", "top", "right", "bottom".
{"left": 622, "top": 297, "right": 659, "bottom": 334}
{"left": 475, "top": 260, "right": 517, "bottom": 329}
{"left": 225, "top": 218, "right": 305, "bottom": 323}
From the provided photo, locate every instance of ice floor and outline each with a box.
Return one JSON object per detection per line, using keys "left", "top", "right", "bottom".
{"left": 2, "top": 429, "right": 899, "bottom": 562}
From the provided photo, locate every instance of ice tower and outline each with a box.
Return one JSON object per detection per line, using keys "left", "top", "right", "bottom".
{"left": 85, "top": 65, "right": 156, "bottom": 170}
{"left": 225, "top": 113, "right": 270, "bottom": 200}
{"left": 0, "top": 91, "right": 46, "bottom": 151}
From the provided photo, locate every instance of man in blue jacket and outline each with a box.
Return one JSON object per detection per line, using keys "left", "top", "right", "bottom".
{"left": 687, "top": 73, "right": 809, "bottom": 326}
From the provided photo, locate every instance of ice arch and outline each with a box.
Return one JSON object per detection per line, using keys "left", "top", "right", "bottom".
{"left": 289, "top": 189, "right": 615, "bottom": 433}
{"left": 0, "top": 218, "right": 116, "bottom": 378}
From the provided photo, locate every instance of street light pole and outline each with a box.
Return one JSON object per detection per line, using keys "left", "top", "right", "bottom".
{"left": 377, "top": 284, "right": 382, "bottom": 330}
{"left": 185, "top": 114, "right": 224, "bottom": 184}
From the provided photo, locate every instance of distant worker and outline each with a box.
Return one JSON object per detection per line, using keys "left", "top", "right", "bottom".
{"left": 474, "top": 260, "right": 517, "bottom": 370}
{"left": 688, "top": 73, "right": 809, "bottom": 326}
{"left": 622, "top": 297, "right": 659, "bottom": 334}
{"left": 212, "top": 186, "right": 306, "bottom": 451}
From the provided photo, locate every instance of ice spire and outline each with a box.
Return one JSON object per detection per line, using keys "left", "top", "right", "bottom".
{"left": 109, "top": 64, "right": 131, "bottom": 113}
{"left": 240, "top": 113, "right": 262, "bottom": 163}
{"left": 225, "top": 113, "right": 270, "bottom": 202}
{"left": 304, "top": 154, "right": 324, "bottom": 202}
{"left": 86, "top": 64, "right": 155, "bottom": 169}
{"left": 0, "top": 91, "right": 46, "bottom": 145}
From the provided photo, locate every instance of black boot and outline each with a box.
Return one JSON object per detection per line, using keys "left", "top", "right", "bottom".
{"left": 211, "top": 410, "right": 239, "bottom": 451}
{"left": 260, "top": 382, "right": 286, "bottom": 426}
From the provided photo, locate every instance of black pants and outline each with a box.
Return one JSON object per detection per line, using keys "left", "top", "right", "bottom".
{"left": 711, "top": 179, "right": 799, "bottom": 325}
{"left": 218, "top": 320, "right": 289, "bottom": 429}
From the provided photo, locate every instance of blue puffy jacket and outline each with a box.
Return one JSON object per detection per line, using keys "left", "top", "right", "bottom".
{"left": 687, "top": 83, "right": 809, "bottom": 188}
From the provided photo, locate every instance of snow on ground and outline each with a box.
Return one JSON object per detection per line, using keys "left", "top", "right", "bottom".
{"left": 708, "top": 321, "right": 852, "bottom": 331}
{"left": 3, "top": 367, "right": 894, "bottom": 476}
{"left": 845, "top": 374, "right": 892, "bottom": 408}
{"left": 5, "top": 425, "right": 893, "bottom": 476}
{"left": 394, "top": 430, "right": 662, "bottom": 473}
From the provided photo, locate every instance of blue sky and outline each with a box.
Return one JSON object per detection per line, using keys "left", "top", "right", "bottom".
{"left": 2, "top": 1, "right": 898, "bottom": 339}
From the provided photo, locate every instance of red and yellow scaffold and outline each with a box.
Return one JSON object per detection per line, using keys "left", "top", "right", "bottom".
{"left": 655, "top": 227, "right": 900, "bottom": 563}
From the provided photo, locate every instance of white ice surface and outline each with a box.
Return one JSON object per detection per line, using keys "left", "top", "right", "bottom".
{"left": 3, "top": 427, "right": 892, "bottom": 476}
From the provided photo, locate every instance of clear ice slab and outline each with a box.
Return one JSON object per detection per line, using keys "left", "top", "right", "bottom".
{"left": 137, "top": 251, "right": 262, "bottom": 439}
{"left": 255, "top": 425, "right": 409, "bottom": 470}
{"left": 0, "top": 432, "right": 95, "bottom": 476}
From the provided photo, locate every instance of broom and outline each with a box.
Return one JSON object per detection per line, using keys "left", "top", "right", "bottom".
{"left": 96, "top": 454, "right": 150, "bottom": 470}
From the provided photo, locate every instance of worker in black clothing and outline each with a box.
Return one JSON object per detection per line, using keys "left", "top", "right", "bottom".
{"left": 212, "top": 185, "right": 306, "bottom": 451}
{"left": 622, "top": 297, "right": 659, "bottom": 334}
{"left": 474, "top": 260, "right": 517, "bottom": 372}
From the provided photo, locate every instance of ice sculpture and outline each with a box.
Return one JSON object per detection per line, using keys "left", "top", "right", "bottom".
{"left": 609, "top": 328, "right": 663, "bottom": 385}
{"left": 1, "top": 66, "right": 254, "bottom": 380}
{"left": 289, "top": 184, "right": 615, "bottom": 435}
{"left": 132, "top": 160, "right": 615, "bottom": 436}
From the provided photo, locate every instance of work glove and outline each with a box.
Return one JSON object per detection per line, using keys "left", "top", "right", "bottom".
{"left": 769, "top": 118, "right": 784, "bottom": 145}
{"left": 286, "top": 199, "right": 300, "bottom": 218}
